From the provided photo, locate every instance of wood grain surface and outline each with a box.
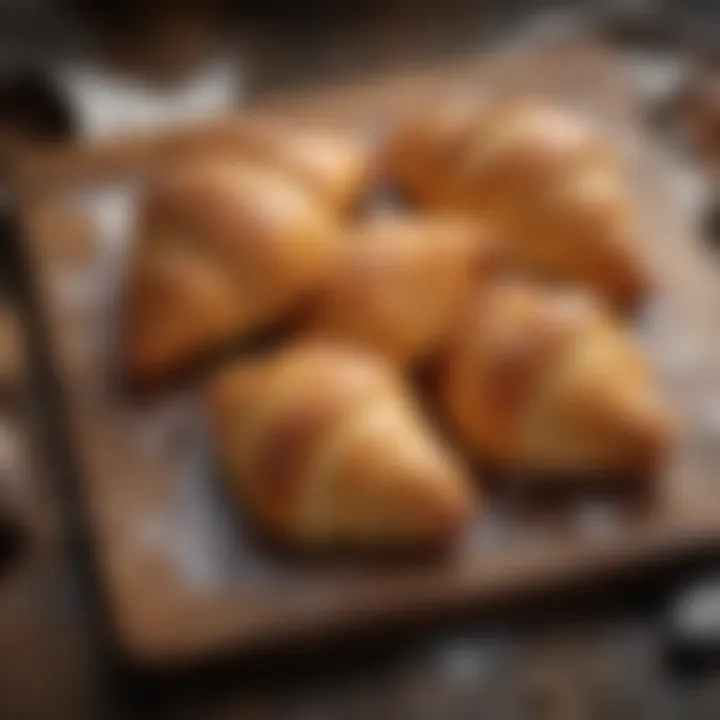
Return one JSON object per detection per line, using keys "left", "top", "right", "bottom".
{"left": 17, "top": 41, "right": 720, "bottom": 669}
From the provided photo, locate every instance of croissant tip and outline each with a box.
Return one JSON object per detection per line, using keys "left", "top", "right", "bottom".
{"left": 437, "top": 495, "right": 475, "bottom": 543}
{"left": 592, "top": 378, "right": 674, "bottom": 477}
{"left": 413, "top": 472, "right": 475, "bottom": 545}
{"left": 625, "top": 406, "right": 675, "bottom": 474}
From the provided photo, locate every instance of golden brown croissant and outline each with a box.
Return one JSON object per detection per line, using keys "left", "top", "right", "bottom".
{"left": 180, "top": 119, "right": 372, "bottom": 215}
{"left": 386, "top": 102, "right": 651, "bottom": 309}
{"left": 123, "top": 158, "right": 340, "bottom": 386}
{"left": 383, "top": 100, "right": 481, "bottom": 208}
{"left": 438, "top": 282, "right": 672, "bottom": 476}
{"left": 255, "top": 126, "right": 372, "bottom": 216}
{"left": 206, "top": 343, "right": 473, "bottom": 549}
{"left": 307, "top": 215, "right": 500, "bottom": 366}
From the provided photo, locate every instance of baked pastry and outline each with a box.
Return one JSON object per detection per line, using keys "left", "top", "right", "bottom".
{"left": 383, "top": 100, "right": 480, "bottom": 208}
{"left": 206, "top": 343, "right": 473, "bottom": 549}
{"left": 308, "top": 215, "right": 500, "bottom": 365}
{"left": 123, "top": 158, "right": 340, "bottom": 386}
{"left": 386, "top": 101, "right": 651, "bottom": 309}
{"left": 438, "top": 282, "right": 672, "bottom": 476}
{"left": 177, "top": 119, "right": 372, "bottom": 215}
{"left": 253, "top": 125, "right": 372, "bottom": 216}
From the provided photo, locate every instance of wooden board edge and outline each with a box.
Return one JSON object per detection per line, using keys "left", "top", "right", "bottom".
{"left": 113, "top": 516, "right": 720, "bottom": 669}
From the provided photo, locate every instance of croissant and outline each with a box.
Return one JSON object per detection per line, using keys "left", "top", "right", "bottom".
{"left": 123, "top": 158, "right": 340, "bottom": 386}
{"left": 386, "top": 102, "right": 651, "bottom": 309}
{"left": 383, "top": 100, "right": 481, "bottom": 208}
{"left": 253, "top": 126, "right": 372, "bottom": 216}
{"left": 206, "top": 343, "right": 473, "bottom": 549}
{"left": 308, "top": 215, "right": 500, "bottom": 365}
{"left": 178, "top": 119, "right": 372, "bottom": 215}
{"left": 438, "top": 282, "right": 672, "bottom": 476}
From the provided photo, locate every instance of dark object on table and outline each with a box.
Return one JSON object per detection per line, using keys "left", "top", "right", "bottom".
{"left": 0, "top": 72, "right": 74, "bottom": 140}
{"left": 671, "top": 65, "right": 720, "bottom": 162}
{"left": 0, "top": 500, "right": 24, "bottom": 578}
{"left": 0, "top": 71, "right": 75, "bottom": 180}
{"left": 704, "top": 200, "right": 720, "bottom": 246}
{"left": 648, "top": 59, "right": 720, "bottom": 251}
{"left": 667, "top": 64, "right": 720, "bottom": 251}
{"left": 64, "top": 0, "right": 228, "bottom": 84}
{"left": 664, "top": 575, "right": 720, "bottom": 676}
{"left": 598, "top": 1, "right": 680, "bottom": 49}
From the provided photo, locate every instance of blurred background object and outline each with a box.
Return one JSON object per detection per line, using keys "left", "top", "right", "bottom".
{"left": 63, "top": 0, "right": 229, "bottom": 84}
{"left": 0, "top": 71, "right": 74, "bottom": 181}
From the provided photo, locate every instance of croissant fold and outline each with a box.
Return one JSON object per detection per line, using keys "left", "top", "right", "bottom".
{"left": 386, "top": 101, "right": 651, "bottom": 309}
{"left": 308, "top": 215, "right": 500, "bottom": 365}
{"left": 438, "top": 282, "right": 672, "bottom": 476}
{"left": 206, "top": 343, "right": 473, "bottom": 548}
{"left": 123, "top": 158, "right": 341, "bottom": 386}
{"left": 174, "top": 119, "right": 372, "bottom": 215}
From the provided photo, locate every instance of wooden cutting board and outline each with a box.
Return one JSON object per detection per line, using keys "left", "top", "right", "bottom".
{"left": 16, "top": 41, "right": 720, "bottom": 669}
